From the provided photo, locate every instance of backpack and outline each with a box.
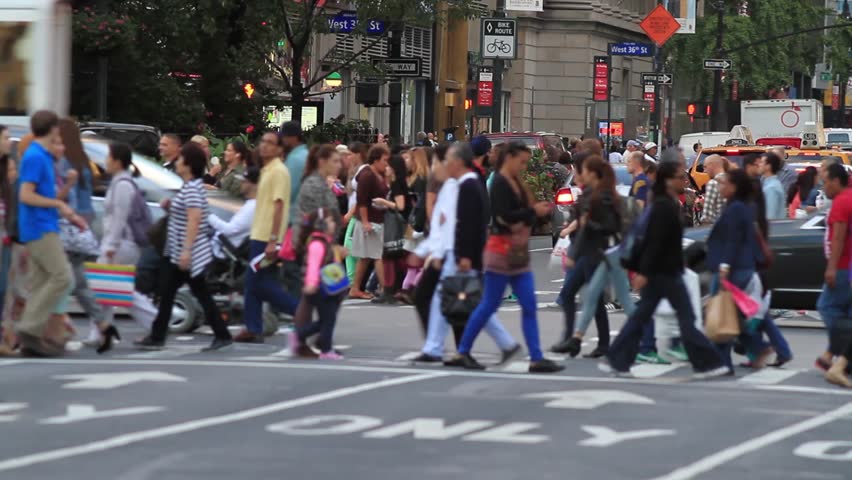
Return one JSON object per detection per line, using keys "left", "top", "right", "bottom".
{"left": 116, "top": 177, "right": 153, "bottom": 247}
{"left": 619, "top": 205, "right": 653, "bottom": 272}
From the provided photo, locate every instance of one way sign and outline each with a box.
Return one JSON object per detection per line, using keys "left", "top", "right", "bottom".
{"left": 703, "top": 59, "right": 732, "bottom": 70}
{"left": 642, "top": 73, "right": 673, "bottom": 85}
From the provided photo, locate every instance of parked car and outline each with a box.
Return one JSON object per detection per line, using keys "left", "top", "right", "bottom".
{"left": 683, "top": 215, "right": 826, "bottom": 310}
{"left": 485, "top": 132, "right": 566, "bottom": 158}
{"left": 826, "top": 128, "right": 852, "bottom": 150}
{"left": 79, "top": 122, "right": 161, "bottom": 158}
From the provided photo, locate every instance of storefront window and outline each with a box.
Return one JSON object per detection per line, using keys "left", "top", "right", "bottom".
{"left": 0, "top": 21, "right": 32, "bottom": 116}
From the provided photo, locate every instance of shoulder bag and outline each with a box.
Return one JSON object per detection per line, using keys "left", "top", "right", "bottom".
{"left": 440, "top": 274, "right": 482, "bottom": 327}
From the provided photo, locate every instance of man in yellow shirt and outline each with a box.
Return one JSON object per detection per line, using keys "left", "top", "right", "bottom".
{"left": 235, "top": 131, "right": 300, "bottom": 343}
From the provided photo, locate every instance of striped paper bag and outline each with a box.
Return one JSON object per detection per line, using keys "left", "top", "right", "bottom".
{"left": 83, "top": 263, "right": 136, "bottom": 307}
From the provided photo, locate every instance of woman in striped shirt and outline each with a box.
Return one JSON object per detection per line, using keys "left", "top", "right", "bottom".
{"left": 135, "top": 143, "right": 232, "bottom": 351}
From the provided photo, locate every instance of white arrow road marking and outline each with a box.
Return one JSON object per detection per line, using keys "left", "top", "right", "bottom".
{"left": 463, "top": 422, "right": 549, "bottom": 444}
{"left": 0, "top": 403, "right": 28, "bottom": 422}
{"left": 579, "top": 425, "right": 675, "bottom": 447}
{"left": 40, "top": 404, "right": 165, "bottom": 425}
{"left": 525, "top": 390, "right": 655, "bottom": 409}
{"left": 53, "top": 372, "right": 187, "bottom": 390}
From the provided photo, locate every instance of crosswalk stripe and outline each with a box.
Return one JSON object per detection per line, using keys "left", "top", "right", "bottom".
{"left": 630, "top": 363, "right": 685, "bottom": 378}
{"left": 499, "top": 361, "right": 529, "bottom": 373}
{"left": 738, "top": 368, "right": 803, "bottom": 385}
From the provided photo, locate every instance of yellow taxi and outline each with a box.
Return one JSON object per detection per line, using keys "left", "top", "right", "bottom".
{"left": 783, "top": 147, "right": 851, "bottom": 166}
{"left": 689, "top": 143, "right": 778, "bottom": 190}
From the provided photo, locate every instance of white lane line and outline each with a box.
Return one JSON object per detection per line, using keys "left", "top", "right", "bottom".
{"left": 630, "top": 364, "right": 685, "bottom": 378}
{"left": 0, "top": 372, "right": 444, "bottom": 472}
{"left": 737, "top": 369, "right": 804, "bottom": 385}
{"left": 528, "top": 248, "right": 553, "bottom": 252}
{"left": 12, "top": 358, "right": 852, "bottom": 394}
{"left": 651, "top": 402, "right": 852, "bottom": 480}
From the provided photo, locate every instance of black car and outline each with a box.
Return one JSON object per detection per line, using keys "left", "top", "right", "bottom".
{"left": 683, "top": 215, "right": 826, "bottom": 310}
{"left": 79, "top": 122, "right": 161, "bottom": 158}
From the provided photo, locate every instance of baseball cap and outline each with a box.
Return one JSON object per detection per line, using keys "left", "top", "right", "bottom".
{"left": 280, "top": 121, "right": 302, "bottom": 138}
{"left": 644, "top": 142, "right": 658, "bottom": 151}
{"left": 235, "top": 166, "right": 260, "bottom": 184}
{"left": 470, "top": 135, "right": 492, "bottom": 157}
{"left": 626, "top": 140, "right": 641, "bottom": 148}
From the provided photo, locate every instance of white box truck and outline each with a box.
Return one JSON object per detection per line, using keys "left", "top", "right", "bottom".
{"left": 740, "top": 99, "right": 823, "bottom": 141}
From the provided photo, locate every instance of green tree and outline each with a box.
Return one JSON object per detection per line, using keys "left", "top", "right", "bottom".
{"left": 667, "top": 0, "right": 824, "bottom": 101}
{"left": 240, "top": 0, "right": 480, "bottom": 124}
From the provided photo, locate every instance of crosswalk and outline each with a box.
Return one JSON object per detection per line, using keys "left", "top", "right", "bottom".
{"left": 110, "top": 343, "right": 816, "bottom": 387}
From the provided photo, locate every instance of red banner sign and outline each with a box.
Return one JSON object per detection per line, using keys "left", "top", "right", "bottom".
{"left": 478, "top": 81, "right": 494, "bottom": 107}
{"left": 593, "top": 56, "right": 609, "bottom": 102}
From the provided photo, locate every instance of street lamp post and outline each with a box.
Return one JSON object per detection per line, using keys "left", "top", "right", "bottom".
{"left": 711, "top": 0, "right": 726, "bottom": 131}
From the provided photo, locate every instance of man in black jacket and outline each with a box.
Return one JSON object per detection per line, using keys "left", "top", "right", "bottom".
{"left": 603, "top": 161, "right": 727, "bottom": 378}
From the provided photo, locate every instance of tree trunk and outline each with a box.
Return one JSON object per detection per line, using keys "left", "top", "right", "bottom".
{"left": 290, "top": 85, "right": 304, "bottom": 126}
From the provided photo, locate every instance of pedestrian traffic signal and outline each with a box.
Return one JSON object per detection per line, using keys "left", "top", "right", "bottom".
{"left": 686, "top": 103, "right": 697, "bottom": 116}
{"left": 704, "top": 103, "right": 712, "bottom": 116}
{"left": 243, "top": 83, "right": 255, "bottom": 99}
{"left": 464, "top": 99, "right": 473, "bottom": 110}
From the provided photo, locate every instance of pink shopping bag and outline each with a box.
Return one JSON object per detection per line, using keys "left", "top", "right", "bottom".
{"left": 721, "top": 279, "right": 760, "bottom": 318}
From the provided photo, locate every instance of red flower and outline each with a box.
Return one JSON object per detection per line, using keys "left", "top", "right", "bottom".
{"left": 116, "top": 19, "right": 125, "bottom": 25}
{"left": 246, "top": 125, "right": 256, "bottom": 134}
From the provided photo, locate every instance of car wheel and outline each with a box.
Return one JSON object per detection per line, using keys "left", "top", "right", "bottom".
{"left": 169, "top": 291, "right": 201, "bottom": 334}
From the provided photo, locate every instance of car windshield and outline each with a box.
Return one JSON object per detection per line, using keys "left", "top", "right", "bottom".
{"left": 696, "top": 153, "right": 747, "bottom": 170}
{"left": 541, "top": 135, "right": 565, "bottom": 151}
{"left": 787, "top": 154, "right": 843, "bottom": 163}
{"left": 488, "top": 136, "right": 539, "bottom": 149}
{"left": 828, "top": 133, "right": 850, "bottom": 144}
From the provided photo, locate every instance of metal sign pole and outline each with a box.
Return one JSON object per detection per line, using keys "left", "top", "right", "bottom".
{"left": 492, "top": 0, "right": 506, "bottom": 133}
{"left": 606, "top": 44, "right": 613, "bottom": 155}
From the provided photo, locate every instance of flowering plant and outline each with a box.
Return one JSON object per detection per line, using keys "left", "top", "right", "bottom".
{"left": 521, "top": 150, "right": 561, "bottom": 202}
{"left": 73, "top": 7, "right": 133, "bottom": 54}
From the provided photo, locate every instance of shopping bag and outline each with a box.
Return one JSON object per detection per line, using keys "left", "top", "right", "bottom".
{"left": 84, "top": 263, "right": 136, "bottom": 307}
{"left": 721, "top": 279, "right": 760, "bottom": 318}
{"left": 549, "top": 236, "right": 571, "bottom": 271}
{"left": 654, "top": 269, "right": 703, "bottom": 338}
{"left": 383, "top": 211, "right": 407, "bottom": 254}
{"left": 704, "top": 290, "right": 740, "bottom": 343}
{"left": 277, "top": 228, "right": 296, "bottom": 261}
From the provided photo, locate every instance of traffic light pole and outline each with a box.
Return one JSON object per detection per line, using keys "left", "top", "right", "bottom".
{"left": 491, "top": 0, "right": 505, "bottom": 133}
{"left": 388, "top": 23, "right": 403, "bottom": 145}
{"left": 710, "top": 2, "right": 724, "bottom": 131}
{"left": 606, "top": 49, "right": 612, "bottom": 153}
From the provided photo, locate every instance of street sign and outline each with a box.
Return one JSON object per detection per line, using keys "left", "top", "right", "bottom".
{"left": 481, "top": 18, "right": 517, "bottom": 59}
{"left": 593, "top": 56, "right": 609, "bottom": 102}
{"left": 478, "top": 69, "right": 494, "bottom": 107}
{"left": 376, "top": 58, "right": 422, "bottom": 77}
{"left": 639, "top": 5, "right": 681, "bottom": 46}
{"left": 608, "top": 42, "right": 653, "bottom": 57}
{"left": 506, "top": 0, "right": 543, "bottom": 11}
{"left": 327, "top": 12, "right": 385, "bottom": 35}
{"left": 703, "top": 59, "right": 733, "bottom": 70}
{"left": 642, "top": 73, "right": 673, "bottom": 85}
{"left": 643, "top": 83, "right": 655, "bottom": 113}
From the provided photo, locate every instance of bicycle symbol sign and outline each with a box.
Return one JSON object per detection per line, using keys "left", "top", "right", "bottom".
{"left": 482, "top": 18, "right": 517, "bottom": 59}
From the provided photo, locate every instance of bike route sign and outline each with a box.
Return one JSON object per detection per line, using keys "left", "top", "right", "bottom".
{"left": 481, "top": 18, "right": 517, "bottom": 60}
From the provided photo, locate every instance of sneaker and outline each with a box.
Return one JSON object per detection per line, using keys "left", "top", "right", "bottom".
{"left": 319, "top": 351, "right": 344, "bottom": 360}
{"left": 371, "top": 293, "right": 397, "bottom": 305}
{"left": 693, "top": 366, "right": 732, "bottom": 380}
{"left": 443, "top": 353, "right": 486, "bottom": 370}
{"left": 202, "top": 338, "right": 234, "bottom": 352}
{"left": 529, "top": 358, "right": 565, "bottom": 373}
{"left": 598, "top": 361, "right": 632, "bottom": 378}
{"left": 411, "top": 353, "right": 442, "bottom": 363}
{"left": 498, "top": 344, "right": 523, "bottom": 366}
{"left": 582, "top": 348, "right": 608, "bottom": 359}
{"left": 233, "top": 329, "right": 264, "bottom": 344}
{"left": 636, "top": 352, "right": 671, "bottom": 365}
{"left": 665, "top": 345, "right": 689, "bottom": 362}
{"left": 133, "top": 336, "right": 165, "bottom": 350}
{"left": 504, "top": 293, "right": 518, "bottom": 303}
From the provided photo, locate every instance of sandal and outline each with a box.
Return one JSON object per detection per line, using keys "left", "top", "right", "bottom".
{"left": 348, "top": 291, "right": 374, "bottom": 300}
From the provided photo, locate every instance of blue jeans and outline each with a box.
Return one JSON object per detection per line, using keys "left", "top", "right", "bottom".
{"left": 297, "top": 293, "right": 342, "bottom": 353}
{"left": 459, "top": 270, "right": 543, "bottom": 361}
{"left": 577, "top": 251, "right": 635, "bottom": 334}
{"left": 421, "top": 252, "right": 516, "bottom": 357}
{"left": 558, "top": 256, "right": 607, "bottom": 343}
{"left": 817, "top": 270, "right": 852, "bottom": 355}
{"left": 243, "top": 240, "right": 300, "bottom": 334}
{"left": 607, "top": 273, "right": 722, "bottom": 373}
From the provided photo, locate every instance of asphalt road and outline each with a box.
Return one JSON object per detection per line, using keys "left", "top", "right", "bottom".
{"left": 1, "top": 237, "right": 850, "bottom": 480}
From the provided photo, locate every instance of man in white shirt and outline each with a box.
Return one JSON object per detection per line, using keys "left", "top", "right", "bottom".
{"left": 209, "top": 166, "right": 258, "bottom": 259}
{"left": 413, "top": 144, "right": 518, "bottom": 363}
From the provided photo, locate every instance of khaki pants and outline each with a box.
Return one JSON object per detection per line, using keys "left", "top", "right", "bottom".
{"left": 17, "top": 233, "right": 72, "bottom": 338}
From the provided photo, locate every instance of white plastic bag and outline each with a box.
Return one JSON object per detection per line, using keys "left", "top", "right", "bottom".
{"left": 549, "top": 236, "right": 571, "bottom": 271}
{"left": 654, "top": 269, "right": 702, "bottom": 339}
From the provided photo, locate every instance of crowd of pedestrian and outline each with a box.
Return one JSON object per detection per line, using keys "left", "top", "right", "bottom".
{"left": 1, "top": 113, "right": 851, "bottom": 387}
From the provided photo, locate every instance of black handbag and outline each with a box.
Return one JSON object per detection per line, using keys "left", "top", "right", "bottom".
{"left": 440, "top": 275, "right": 482, "bottom": 327}
{"left": 383, "top": 210, "right": 407, "bottom": 254}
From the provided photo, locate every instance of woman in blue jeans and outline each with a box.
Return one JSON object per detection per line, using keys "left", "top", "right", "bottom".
{"left": 447, "top": 142, "right": 564, "bottom": 373}
{"left": 554, "top": 156, "right": 626, "bottom": 358}
{"left": 706, "top": 169, "right": 774, "bottom": 371}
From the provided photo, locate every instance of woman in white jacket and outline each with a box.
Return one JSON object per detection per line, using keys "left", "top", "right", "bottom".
{"left": 87, "top": 143, "right": 158, "bottom": 353}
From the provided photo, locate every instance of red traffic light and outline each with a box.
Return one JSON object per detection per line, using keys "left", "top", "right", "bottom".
{"left": 243, "top": 83, "right": 255, "bottom": 99}
{"left": 464, "top": 99, "right": 473, "bottom": 110}
{"left": 705, "top": 104, "right": 712, "bottom": 116}
{"left": 686, "top": 103, "right": 697, "bottom": 116}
